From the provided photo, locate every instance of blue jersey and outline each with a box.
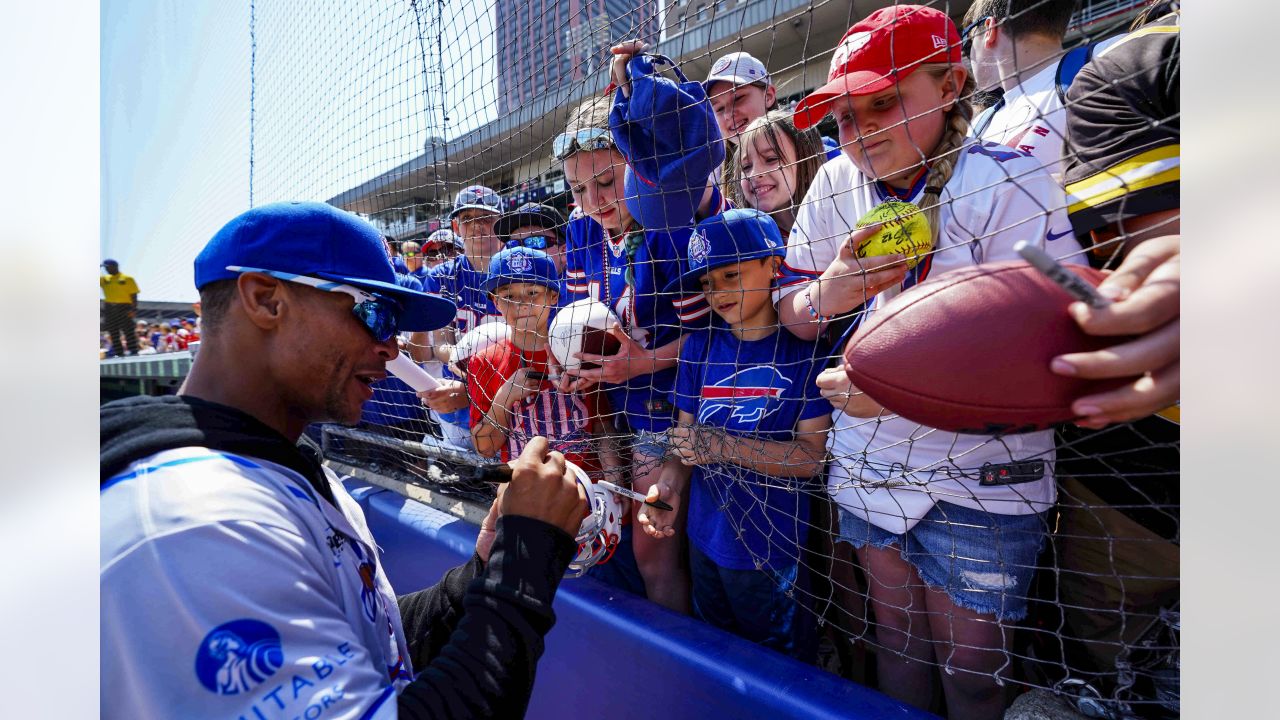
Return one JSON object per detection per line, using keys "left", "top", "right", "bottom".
{"left": 674, "top": 326, "right": 829, "bottom": 571}
{"left": 426, "top": 255, "right": 500, "bottom": 427}
{"left": 564, "top": 210, "right": 711, "bottom": 433}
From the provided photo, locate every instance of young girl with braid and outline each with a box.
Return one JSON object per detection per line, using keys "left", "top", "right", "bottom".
{"left": 776, "top": 6, "right": 1083, "bottom": 718}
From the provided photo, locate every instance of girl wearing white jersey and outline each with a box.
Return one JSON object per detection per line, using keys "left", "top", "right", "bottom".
{"left": 779, "top": 6, "right": 1082, "bottom": 718}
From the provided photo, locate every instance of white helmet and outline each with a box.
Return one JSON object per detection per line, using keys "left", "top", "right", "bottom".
{"left": 565, "top": 461, "right": 624, "bottom": 578}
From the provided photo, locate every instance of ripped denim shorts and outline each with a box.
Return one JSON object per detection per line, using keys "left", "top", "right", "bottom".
{"left": 836, "top": 501, "right": 1048, "bottom": 621}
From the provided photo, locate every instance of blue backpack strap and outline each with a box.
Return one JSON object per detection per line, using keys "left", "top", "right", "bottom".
{"left": 1056, "top": 42, "right": 1096, "bottom": 105}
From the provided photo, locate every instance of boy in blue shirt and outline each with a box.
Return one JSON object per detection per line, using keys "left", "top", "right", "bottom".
{"left": 645, "top": 208, "right": 831, "bottom": 659}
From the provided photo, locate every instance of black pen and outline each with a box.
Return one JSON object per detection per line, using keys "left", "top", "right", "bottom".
{"left": 473, "top": 463, "right": 674, "bottom": 511}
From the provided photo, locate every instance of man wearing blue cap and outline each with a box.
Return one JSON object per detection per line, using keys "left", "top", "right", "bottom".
{"left": 642, "top": 208, "right": 830, "bottom": 661}
{"left": 101, "top": 201, "right": 587, "bottom": 719}
{"left": 418, "top": 185, "right": 505, "bottom": 450}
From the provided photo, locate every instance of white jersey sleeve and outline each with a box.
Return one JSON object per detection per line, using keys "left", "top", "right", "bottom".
{"left": 779, "top": 156, "right": 851, "bottom": 298}
{"left": 101, "top": 449, "right": 405, "bottom": 720}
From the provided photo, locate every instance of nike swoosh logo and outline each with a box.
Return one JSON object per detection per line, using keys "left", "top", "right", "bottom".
{"left": 1045, "top": 227, "right": 1074, "bottom": 242}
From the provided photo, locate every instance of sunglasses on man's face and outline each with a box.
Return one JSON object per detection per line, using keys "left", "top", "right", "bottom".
{"left": 506, "top": 234, "right": 561, "bottom": 251}
{"left": 226, "top": 266, "right": 403, "bottom": 342}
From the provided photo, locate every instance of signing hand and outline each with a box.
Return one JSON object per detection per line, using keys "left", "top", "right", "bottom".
{"left": 475, "top": 483, "right": 506, "bottom": 563}
{"left": 503, "top": 437, "right": 588, "bottom": 537}
{"left": 1051, "top": 235, "right": 1180, "bottom": 428}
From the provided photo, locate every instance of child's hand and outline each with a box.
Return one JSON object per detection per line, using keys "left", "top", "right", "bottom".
{"left": 816, "top": 365, "right": 883, "bottom": 417}
{"left": 418, "top": 380, "right": 468, "bottom": 413}
{"left": 609, "top": 40, "right": 648, "bottom": 99}
{"left": 571, "top": 323, "right": 655, "bottom": 385}
{"left": 637, "top": 476, "right": 681, "bottom": 539}
{"left": 811, "top": 224, "right": 908, "bottom": 316}
{"left": 668, "top": 423, "right": 720, "bottom": 466}
{"left": 492, "top": 367, "right": 542, "bottom": 410}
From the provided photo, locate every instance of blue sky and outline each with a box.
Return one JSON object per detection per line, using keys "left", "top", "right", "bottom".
{"left": 102, "top": 0, "right": 497, "bottom": 301}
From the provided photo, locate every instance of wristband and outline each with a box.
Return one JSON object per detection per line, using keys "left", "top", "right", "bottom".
{"left": 804, "top": 284, "right": 832, "bottom": 323}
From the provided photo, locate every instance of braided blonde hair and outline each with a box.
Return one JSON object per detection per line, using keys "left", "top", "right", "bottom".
{"left": 916, "top": 64, "right": 976, "bottom": 243}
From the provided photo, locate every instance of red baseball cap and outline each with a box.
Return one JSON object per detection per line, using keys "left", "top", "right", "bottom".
{"left": 793, "top": 4, "right": 961, "bottom": 130}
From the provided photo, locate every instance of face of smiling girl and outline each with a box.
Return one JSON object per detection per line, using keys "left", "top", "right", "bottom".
{"left": 738, "top": 131, "right": 799, "bottom": 216}
{"left": 830, "top": 67, "right": 963, "bottom": 188}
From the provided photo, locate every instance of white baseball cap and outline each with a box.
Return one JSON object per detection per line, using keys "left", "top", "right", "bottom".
{"left": 704, "top": 51, "right": 772, "bottom": 91}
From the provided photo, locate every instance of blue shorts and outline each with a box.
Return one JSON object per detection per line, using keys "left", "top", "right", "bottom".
{"left": 629, "top": 429, "right": 670, "bottom": 460}
{"left": 835, "top": 501, "right": 1047, "bottom": 621}
{"left": 690, "top": 544, "right": 816, "bottom": 662}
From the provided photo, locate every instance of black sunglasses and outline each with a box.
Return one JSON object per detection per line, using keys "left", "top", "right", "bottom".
{"left": 961, "top": 16, "right": 992, "bottom": 56}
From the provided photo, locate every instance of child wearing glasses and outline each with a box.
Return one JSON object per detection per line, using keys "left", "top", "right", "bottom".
{"left": 466, "top": 247, "right": 640, "bottom": 593}
{"left": 777, "top": 7, "right": 1083, "bottom": 716}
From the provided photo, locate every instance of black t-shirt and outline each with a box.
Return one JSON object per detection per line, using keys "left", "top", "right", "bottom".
{"left": 1062, "top": 10, "right": 1180, "bottom": 265}
{"left": 1057, "top": 11, "right": 1181, "bottom": 540}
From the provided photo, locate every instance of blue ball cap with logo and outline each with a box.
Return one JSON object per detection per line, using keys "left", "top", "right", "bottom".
{"left": 667, "top": 208, "right": 786, "bottom": 294}
{"left": 193, "top": 201, "right": 456, "bottom": 332}
{"left": 480, "top": 246, "right": 561, "bottom": 295}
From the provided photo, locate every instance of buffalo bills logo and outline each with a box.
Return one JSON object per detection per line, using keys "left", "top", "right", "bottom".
{"left": 712, "top": 57, "right": 732, "bottom": 74}
{"left": 194, "top": 619, "right": 284, "bottom": 695}
{"left": 698, "top": 366, "right": 790, "bottom": 426}
{"left": 688, "top": 230, "right": 710, "bottom": 266}
{"left": 507, "top": 251, "right": 533, "bottom": 273}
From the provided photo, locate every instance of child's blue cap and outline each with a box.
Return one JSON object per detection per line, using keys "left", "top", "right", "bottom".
{"left": 194, "top": 201, "right": 456, "bottom": 332}
{"left": 667, "top": 208, "right": 785, "bottom": 293}
{"left": 481, "top": 247, "right": 561, "bottom": 294}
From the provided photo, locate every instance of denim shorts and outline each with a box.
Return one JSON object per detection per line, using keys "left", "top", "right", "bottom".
{"left": 835, "top": 501, "right": 1048, "bottom": 621}
{"left": 689, "top": 545, "right": 816, "bottom": 662}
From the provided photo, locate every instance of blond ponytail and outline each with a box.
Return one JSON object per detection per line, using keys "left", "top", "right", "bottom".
{"left": 918, "top": 65, "right": 976, "bottom": 246}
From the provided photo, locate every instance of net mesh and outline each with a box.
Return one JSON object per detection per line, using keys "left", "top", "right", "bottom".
{"left": 248, "top": 1, "right": 1179, "bottom": 717}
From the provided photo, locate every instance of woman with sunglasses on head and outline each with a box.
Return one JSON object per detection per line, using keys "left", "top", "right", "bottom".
{"left": 551, "top": 43, "right": 730, "bottom": 611}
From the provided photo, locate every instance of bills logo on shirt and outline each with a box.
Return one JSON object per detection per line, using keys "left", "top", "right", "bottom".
{"left": 194, "top": 619, "right": 284, "bottom": 695}
{"left": 688, "top": 229, "right": 710, "bottom": 266}
{"left": 698, "top": 366, "right": 789, "bottom": 426}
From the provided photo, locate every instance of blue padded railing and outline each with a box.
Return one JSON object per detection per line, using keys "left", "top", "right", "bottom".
{"left": 347, "top": 482, "right": 937, "bottom": 720}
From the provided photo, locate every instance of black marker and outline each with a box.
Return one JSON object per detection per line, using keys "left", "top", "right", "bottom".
{"left": 1013, "top": 241, "right": 1110, "bottom": 309}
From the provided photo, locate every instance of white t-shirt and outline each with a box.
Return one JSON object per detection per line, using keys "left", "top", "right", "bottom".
{"left": 975, "top": 38, "right": 1124, "bottom": 181}
{"left": 102, "top": 447, "right": 410, "bottom": 719}
{"left": 782, "top": 145, "right": 1083, "bottom": 534}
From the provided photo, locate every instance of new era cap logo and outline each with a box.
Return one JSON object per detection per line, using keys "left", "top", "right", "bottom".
{"left": 830, "top": 32, "right": 872, "bottom": 78}
{"left": 931, "top": 34, "right": 947, "bottom": 49}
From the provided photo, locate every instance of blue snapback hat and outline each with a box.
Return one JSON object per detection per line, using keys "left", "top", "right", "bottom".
{"left": 667, "top": 208, "right": 786, "bottom": 293}
{"left": 194, "top": 201, "right": 456, "bottom": 332}
{"left": 480, "top": 247, "right": 560, "bottom": 295}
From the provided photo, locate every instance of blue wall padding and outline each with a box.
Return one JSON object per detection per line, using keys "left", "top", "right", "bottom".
{"left": 348, "top": 483, "right": 938, "bottom": 720}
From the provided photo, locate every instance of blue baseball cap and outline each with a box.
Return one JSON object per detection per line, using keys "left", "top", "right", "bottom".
{"left": 194, "top": 201, "right": 456, "bottom": 332}
{"left": 449, "top": 185, "right": 502, "bottom": 219}
{"left": 480, "top": 247, "right": 560, "bottom": 294}
{"left": 667, "top": 208, "right": 786, "bottom": 293}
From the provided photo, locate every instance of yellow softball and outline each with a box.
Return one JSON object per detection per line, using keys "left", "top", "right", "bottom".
{"left": 854, "top": 200, "right": 933, "bottom": 269}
